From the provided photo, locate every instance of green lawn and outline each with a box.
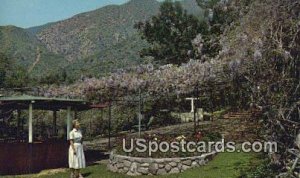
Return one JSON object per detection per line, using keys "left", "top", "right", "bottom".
{"left": 5, "top": 152, "right": 260, "bottom": 178}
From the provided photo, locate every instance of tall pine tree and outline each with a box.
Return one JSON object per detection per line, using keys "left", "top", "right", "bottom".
{"left": 135, "top": 0, "right": 208, "bottom": 65}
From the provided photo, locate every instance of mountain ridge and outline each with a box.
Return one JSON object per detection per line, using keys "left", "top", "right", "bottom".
{"left": 35, "top": 0, "right": 162, "bottom": 61}
{"left": 0, "top": 0, "right": 202, "bottom": 81}
{"left": 0, "top": 26, "right": 67, "bottom": 78}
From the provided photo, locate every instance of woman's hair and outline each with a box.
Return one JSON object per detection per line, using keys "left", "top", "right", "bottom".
{"left": 72, "top": 119, "right": 80, "bottom": 128}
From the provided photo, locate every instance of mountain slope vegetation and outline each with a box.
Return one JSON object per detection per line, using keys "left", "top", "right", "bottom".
{"left": 0, "top": 26, "right": 67, "bottom": 80}
{"left": 0, "top": 0, "right": 202, "bottom": 83}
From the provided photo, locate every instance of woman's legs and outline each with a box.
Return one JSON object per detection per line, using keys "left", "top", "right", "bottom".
{"left": 70, "top": 168, "right": 75, "bottom": 178}
{"left": 74, "top": 169, "right": 82, "bottom": 178}
{"left": 79, "top": 170, "right": 84, "bottom": 178}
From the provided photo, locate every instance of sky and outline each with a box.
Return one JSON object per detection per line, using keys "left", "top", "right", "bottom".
{"left": 0, "top": 0, "right": 130, "bottom": 28}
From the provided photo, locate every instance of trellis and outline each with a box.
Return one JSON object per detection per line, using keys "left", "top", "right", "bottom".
{"left": 42, "top": 58, "right": 255, "bottom": 136}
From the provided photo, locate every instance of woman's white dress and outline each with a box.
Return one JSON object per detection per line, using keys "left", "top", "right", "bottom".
{"left": 69, "top": 128, "right": 86, "bottom": 169}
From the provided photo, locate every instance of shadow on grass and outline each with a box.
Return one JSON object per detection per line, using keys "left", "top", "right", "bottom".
{"left": 85, "top": 150, "right": 109, "bottom": 166}
{"left": 82, "top": 172, "right": 91, "bottom": 177}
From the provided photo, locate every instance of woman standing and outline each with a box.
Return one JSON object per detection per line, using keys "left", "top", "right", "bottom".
{"left": 69, "top": 120, "right": 86, "bottom": 178}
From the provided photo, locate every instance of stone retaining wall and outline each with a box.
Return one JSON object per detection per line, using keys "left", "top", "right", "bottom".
{"left": 107, "top": 151, "right": 217, "bottom": 176}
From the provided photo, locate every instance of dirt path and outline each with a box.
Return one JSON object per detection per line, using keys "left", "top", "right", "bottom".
{"left": 28, "top": 46, "right": 41, "bottom": 73}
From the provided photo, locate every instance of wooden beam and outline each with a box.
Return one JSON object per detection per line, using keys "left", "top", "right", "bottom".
{"left": 67, "top": 106, "right": 71, "bottom": 140}
{"left": 138, "top": 88, "right": 142, "bottom": 137}
{"left": 17, "top": 110, "right": 21, "bottom": 140}
{"left": 28, "top": 103, "right": 33, "bottom": 143}
{"left": 108, "top": 104, "right": 111, "bottom": 150}
{"left": 74, "top": 110, "right": 78, "bottom": 120}
{"left": 53, "top": 111, "right": 57, "bottom": 136}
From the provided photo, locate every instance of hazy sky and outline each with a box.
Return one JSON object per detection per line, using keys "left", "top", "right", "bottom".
{"left": 0, "top": 0, "right": 131, "bottom": 28}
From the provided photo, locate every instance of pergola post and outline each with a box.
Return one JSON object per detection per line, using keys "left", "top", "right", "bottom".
{"left": 28, "top": 103, "right": 33, "bottom": 143}
{"left": 17, "top": 110, "right": 21, "bottom": 140}
{"left": 138, "top": 88, "right": 142, "bottom": 137}
{"left": 108, "top": 104, "right": 112, "bottom": 150}
{"left": 74, "top": 110, "right": 78, "bottom": 120}
{"left": 186, "top": 98, "right": 199, "bottom": 113}
{"left": 53, "top": 111, "right": 57, "bottom": 136}
{"left": 67, "top": 106, "right": 72, "bottom": 140}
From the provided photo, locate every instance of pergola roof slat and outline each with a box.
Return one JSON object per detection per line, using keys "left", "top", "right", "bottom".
{"left": 0, "top": 95, "right": 91, "bottom": 111}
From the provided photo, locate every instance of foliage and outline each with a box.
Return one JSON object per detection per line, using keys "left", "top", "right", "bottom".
{"left": 212, "top": 107, "right": 229, "bottom": 119}
{"left": 39, "top": 1, "right": 300, "bottom": 176}
{"left": 1, "top": 0, "right": 203, "bottom": 84}
{"left": 0, "top": 53, "right": 10, "bottom": 87}
{"left": 249, "top": 0, "right": 299, "bottom": 170}
{"left": 43, "top": 59, "right": 227, "bottom": 103}
{"left": 135, "top": 0, "right": 207, "bottom": 65}
{"left": 64, "top": 34, "right": 151, "bottom": 80}
{"left": 239, "top": 155, "right": 279, "bottom": 178}
{"left": 0, "top": 24, "right": 80, "bottom": 86}
{"left": 35, "top": 0, "right": 162, "bottom": 62}
{"left": 193, "top": 0, "right": 249, "bottom": 60}
{"left": 5, "top": 65, "right": 30, "bottom": 88}
{"left": 216, "top": 0, "right": 300, "bottom": 175}
{"left": 0, "top": 52, "right": 30, "bottom": 88}
{"left": 38, "top": 71, "right": 66, "bottom": 85}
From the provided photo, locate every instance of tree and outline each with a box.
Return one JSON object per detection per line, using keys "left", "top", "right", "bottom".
{"left": 0, "top": 53, "right": 10, "bottom": 88}
{"left": 0, "top": 53, "right": 31, "bottom": 88}
{"left": 5, "top": 65, "right": 30, "bottom": 88}
{"left": 195, "top": 0, "right": 240, "bottom": 58}
{"left": 135, "top": 0, "right": 208, "bottom": 65}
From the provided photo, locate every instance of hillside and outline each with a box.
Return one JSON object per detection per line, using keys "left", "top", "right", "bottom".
{"left": 0, "top": 26, "right": 37, "bottom": 67}
{"left": 26, "top": 22, "right": 56, "bottom": 35}
{"left": 0, "top": 26, "right": 67, "bottom": 79}
{"left": 32, "top": 0, "right": 202, "bottom": 79}
{"left": 0, "top": 0, "right": 202, "bottom": 81}
{"left": 35, "top": 0, "right": 161, "bottom": 62}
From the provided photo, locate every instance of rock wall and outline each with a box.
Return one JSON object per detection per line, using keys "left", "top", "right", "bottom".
{"left": 107, "top": 151, "right": 217, "bottom": 176}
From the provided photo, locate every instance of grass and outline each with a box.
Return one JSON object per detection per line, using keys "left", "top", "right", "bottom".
{"left": 212, "top": 107, "right": 231, "bottom": 119}
{"left": 4, "top": 152, "right": 261, "bottom": 178}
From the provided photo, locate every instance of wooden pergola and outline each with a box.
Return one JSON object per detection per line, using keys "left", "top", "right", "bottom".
{"left": 0, "top": 95, "right": 91, "bottom": 175}
{"left": 0, "top": 95, "right": 91, "bottom": 142}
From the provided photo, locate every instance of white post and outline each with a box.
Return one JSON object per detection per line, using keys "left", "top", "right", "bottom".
{"left": 199, "top": 108, "right": 204, "bottom": 121}
{"left": 186, "top": 98, "right": 199, "bottom": 113}
{"left": 67, "top": 106, "right": 72, "bottom": 140}
{"left": 138, "top": 113, "right": 143, "bottom": 137}
{"left": 138, "top": 88, "right": 142, "bottom": 137}
{"left": 28, "top": 103, "right": 33, "bottom": 143}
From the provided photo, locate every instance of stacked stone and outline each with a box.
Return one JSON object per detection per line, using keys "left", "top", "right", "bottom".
{"left": 108, "top": 151, "right": 217, "bottom": 176}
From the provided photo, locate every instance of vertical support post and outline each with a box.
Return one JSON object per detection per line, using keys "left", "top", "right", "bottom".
{"left": 74, "top": 110, "right": 78, "bottom": 120}
{"left": 210, "top": 85, "right": 213, "bottom": 121}
{"left": 17, "top": 110, "right": 21, "bottom": 140}
{"left": 186, "top": 98, "right": 196, "bottom": 113}
{"left": 193, "top": 100, "right": 196, "bottom": 134}
{"left": 53, "top": 110, "right": 57, "bottom": 136}
{"left": 67, "top": 106, "right": 71, "bottom": 140}
{"left": 89, "top": 117, "right": 92, "bottom": 138}
{"left": 193, "top": 85, "right": 199, "bottom": 134}
{"left": 29, "top": 103, "right": 33, "bottom": 143}
{"left": 138, "top": 88, "right": 142, "bottom": 137}
{"left": 21, "top": 113, "right": 24, "bottom": 134}
{"left": 108, "top": 103, "right": 112, "bottom": 150}
{"left": 191, "top": 98, "right": 195, "bottom": 113}
{"left": 196, "top": 86, "right": 200, "bottom": 127}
